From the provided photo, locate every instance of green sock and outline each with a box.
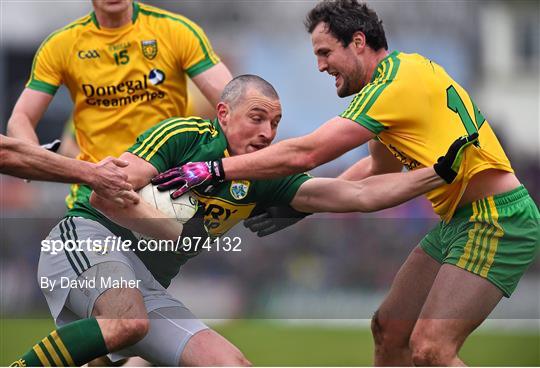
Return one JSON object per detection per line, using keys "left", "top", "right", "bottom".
{"left": 11, "top": 318, "right": 109, "bottom": 367}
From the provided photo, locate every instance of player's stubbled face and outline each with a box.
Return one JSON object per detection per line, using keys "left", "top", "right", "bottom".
{"left": 92, "top": 0, "right": 132, "bottom": 15}
{"left": 311, "top": 22, "right": 364, "bottom": 97}
{"left": 222, "top": 88, "right": 282, "bottom": 156}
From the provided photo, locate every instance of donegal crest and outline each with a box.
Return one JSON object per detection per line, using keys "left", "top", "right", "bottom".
{"left": 141, "top": 40, "right": 158, "bottom": 60}
{"left": 230, "top": 180, "right": 250, "bottom": 200}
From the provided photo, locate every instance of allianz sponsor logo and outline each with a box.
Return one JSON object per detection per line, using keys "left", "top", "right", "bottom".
{"left": 82, "top": 70, "right": 166, "bottom": 107}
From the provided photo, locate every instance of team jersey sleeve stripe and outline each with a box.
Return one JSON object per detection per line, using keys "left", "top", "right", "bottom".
{"left": 179, "top": 16, "right": 220, "bottom": 65}
{"left": 132, "top": 119, "right": 211, "bottom": 158}
{"left": 130, "top": 117, "right": 179, "bottom": 155}
{"left": 144, "top": 127, "right": 217, "bottom": 161}
{"left": 27, "top": 79, "right": 59, "bottom": 95}
{"left": 355, "top": 115, "right": 386, "bottom": 135}
{"left": 351, "top": 56, "right": 398, "bottom": 120}
{"left": 186, "top": 59, "right": 218, "bottom": 78}
{"left": 358, "top": 55, "right": 401, "bottom": 117}
{"left": 340, "top": 61, "right": 388, "bottom": 119}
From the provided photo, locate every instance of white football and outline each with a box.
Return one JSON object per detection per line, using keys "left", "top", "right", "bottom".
{"left": 132, "top": 184, "right": 198, "bottom": 240}
{"left": 138, "top": 183, "right": 198, "bottom": 222}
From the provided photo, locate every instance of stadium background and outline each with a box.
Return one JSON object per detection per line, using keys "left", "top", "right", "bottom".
{"left": 1, "top": 0, "right": 538, "bottom": 365}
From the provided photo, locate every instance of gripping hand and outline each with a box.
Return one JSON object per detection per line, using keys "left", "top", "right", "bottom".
{"left": 151, "top": 160, "right": 225, "bottom": 199}
{"left": 434, "top": 132, "right": 479, "bottom": 183}
{"left": 244, "top": 205, "right": 311, "bottom": 237}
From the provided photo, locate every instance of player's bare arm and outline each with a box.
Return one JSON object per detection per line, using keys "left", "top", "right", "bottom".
{"left": 6, "top": 89, "right": 54, "bottom": 144}
{"left": 90, "top": 152, "right": 185, "bottom": 240}
{"left": 153, "top": 116, "right": 374, "bottom": 195}
{"left": 221, "top": 116, "right": 374, "bottom": 180}
{"left": 192, "top": 62, "right": 233, "bottom": 106}
{"left": 0, "top": 134, "right": 137, "bottom": 206}
{"left": 291, "top": 167, "right": 443, "bottom": 213}
{"left": 338, "top": 139, "right": 403, "bottom": 180}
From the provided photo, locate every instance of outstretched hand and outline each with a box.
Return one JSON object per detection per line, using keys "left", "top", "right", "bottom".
{"left": 434, "top": 132, "right": 479, "bottom": 183}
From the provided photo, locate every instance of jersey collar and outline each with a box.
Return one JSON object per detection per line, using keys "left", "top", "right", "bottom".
{"left": 91, "top": 1, "right": 140, "bottom": 30}
{"left": 212, "top": 118, "right": 230, "bottom": 158}
{"left": 370, "top": 50, "right": 399, "bottom": 83}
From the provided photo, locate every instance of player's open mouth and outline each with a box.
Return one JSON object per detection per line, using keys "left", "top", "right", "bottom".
{"left": 330, "top": 72, "right": 341, "bottom": 86}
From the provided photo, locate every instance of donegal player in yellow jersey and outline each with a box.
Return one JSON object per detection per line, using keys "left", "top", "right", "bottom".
{"left": 155, "top": 1, "right": 539, "bottom": 365}
{"left": 7, "top": 0, "right": 231, "bottom": 205}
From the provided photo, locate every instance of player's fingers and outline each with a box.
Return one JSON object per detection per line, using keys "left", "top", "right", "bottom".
{"left": 243, "top": 213, "right": 269, "bottom": 228}
{"left": 157, "top": 177, "right": 185, "bottom": 191}
{"left": 151, "top": 169, "right": 178, "bottom": 185}
{"left": 119, "top": 190, "right": 140, "bottom": 204}
{"left": 258, "top": 224, "right": 278, "bottom": 237}
{"left": 247, "top": 218, "right": 274, "bottom": 232}
{"left": 121, "top": 181, "right": 133, "bottom": 191}
{"left": 111, "top": 197, "right": 125, "bottom": 207}
{"left": 111, "top": 158, "right": 130, "bottom": 167}
{"left": 171, "top": 185, "right": 189, "bottom": 199}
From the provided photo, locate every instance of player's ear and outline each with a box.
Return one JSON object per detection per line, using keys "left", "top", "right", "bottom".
{"left": 216, "top": 102, "right": 230, "bottom": 126}
{"left": 351, "top": 32, "right": 366, "bottom": 51}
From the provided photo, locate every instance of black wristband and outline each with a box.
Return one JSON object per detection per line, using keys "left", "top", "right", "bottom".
{"left": 209, "top": 160, "right": 225, "bottom": 182}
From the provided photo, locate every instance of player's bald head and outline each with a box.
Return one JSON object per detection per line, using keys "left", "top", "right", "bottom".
{"left": 221, "top": 74, "right": 279, "bottom": 108}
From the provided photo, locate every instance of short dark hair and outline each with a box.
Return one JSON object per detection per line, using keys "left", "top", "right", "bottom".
{"left": 221, "top": 74, "right": 279, "bottom": 108}
{"left": 305, "top": 0, "right": 388, "bottom": 51}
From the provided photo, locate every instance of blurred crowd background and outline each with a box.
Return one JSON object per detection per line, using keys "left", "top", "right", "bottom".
{"left": 1, "top": 1, "right": 538, "bottom": 322}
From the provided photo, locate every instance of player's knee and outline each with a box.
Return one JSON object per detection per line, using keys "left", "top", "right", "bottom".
{"left": 114, "top": 318, "right": 149, "bottom": 349}
{"left": 371, "top": 310, "right": 408, "bottom": 349}
{"left": 410, "top": 328, "right": 454, "bottom": 366}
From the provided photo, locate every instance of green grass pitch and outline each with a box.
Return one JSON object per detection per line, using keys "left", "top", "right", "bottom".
{"left": 1, "top": 319, "right": 538, "bottom": 366}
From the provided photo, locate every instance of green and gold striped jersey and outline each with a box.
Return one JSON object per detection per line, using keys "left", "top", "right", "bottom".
{"left": 340, "top": 51, "right": 513, "bottom": 221}
{"left": 27, "top": 1, "right": 220, "bottom": 165}
{"left": 66, "top": 117, "right": 311, "bottom": 287}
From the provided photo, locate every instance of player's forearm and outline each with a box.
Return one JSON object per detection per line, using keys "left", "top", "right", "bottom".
{"left": 223, "top": 137, "right": 317, "bottom": 180}
{"left": 6, "top": 113, "right": 40, "bottom": 144}
{"left": 349, "top": 167, "right": 444, "bottom": 211}
{"left": 0, "top": 135, "right": 91, "bottom": 183}
{"left": 90, "top": 192, "right": 182, "bottom": 241}
{"left": 294, "top": 167, "right": 443, "bottom": 213}
{"left": 338, "top": 156, "right": 373, "bottom": 180}
{"left": 192, "top": 62, "right": 233, "bottom": 106}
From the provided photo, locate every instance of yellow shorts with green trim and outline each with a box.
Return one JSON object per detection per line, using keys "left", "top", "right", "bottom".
{"left": 420, "top": 185, "right": 539, "bottom": 297}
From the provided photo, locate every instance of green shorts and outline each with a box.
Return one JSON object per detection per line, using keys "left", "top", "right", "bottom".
{"left": 420, "top": 185, "right": 539, "bottom": 297}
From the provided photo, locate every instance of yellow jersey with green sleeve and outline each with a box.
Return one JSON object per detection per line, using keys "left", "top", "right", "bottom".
{"left": 340, "top": 51, "right": 513, "bottom": 221}
{"left": 26, "top": 1, "right": 220, "bottom": 165}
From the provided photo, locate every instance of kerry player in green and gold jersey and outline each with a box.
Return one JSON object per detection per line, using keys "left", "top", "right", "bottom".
{"left": 13, "top": 75, "right": 474, "bottom": 367}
